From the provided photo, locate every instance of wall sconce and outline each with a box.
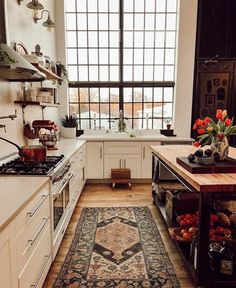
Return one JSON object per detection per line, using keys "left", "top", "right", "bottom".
{"left": 17, "top": 0, "right": 44, "bottom": 10}
{"left": 33, "top": 10, "right": 55, "bottom": 28}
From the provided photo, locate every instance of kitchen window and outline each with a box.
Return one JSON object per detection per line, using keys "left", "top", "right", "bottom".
{"left": 65, "top": 0, "right": 178, "bottom": 129}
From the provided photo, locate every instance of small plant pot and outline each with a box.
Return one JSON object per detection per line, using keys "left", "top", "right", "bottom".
{"left": 166, "top": 124, "right": 171, "bottom": 130}
{"left": 61, "top": 127, "right": 76, "bottom": 138}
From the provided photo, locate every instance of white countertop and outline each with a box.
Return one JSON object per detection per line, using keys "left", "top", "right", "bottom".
{"left": 79, "top": 134, "right": 193, "bottom": 142}
{"left": 0, "top": 177, "right": 49, "bottom": 232}
{"left": 47, "top": 138, "right": 86, "bottom": 160}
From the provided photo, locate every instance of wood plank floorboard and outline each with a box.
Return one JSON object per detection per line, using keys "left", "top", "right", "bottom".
{"left": 43, "top": 183, "right": 197, "bottom": 288}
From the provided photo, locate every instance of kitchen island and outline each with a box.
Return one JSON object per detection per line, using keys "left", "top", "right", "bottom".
{"left": 151, "top": 145, "right": 236, "bottom": 287}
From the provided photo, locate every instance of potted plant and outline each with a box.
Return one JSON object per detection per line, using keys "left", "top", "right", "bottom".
{"left": 60, "top": 114, "right": 78, "bottom": 138}
{"left": 56, "top": 61, "right": 69, "bottom": 86}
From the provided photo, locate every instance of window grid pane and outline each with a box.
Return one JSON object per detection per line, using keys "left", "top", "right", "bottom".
{"left": 66, "top": 0, "right": 177, "bottom": 128}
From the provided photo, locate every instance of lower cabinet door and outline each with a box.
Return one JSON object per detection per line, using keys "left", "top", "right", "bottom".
{"left": 123, "top": 154, "right": 141, "bottom": 179}
{"left": 104, "top": 154, "right": 122, "bottom": 178}
{"left": 18, "top": 223, "right": 52, "bottom": 288}
{"left": 0, "top": 226, "right": 13, "bottom": 288}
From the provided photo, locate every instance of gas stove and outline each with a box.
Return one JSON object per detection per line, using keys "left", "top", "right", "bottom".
{"left": 0, "top": 155, "right": 65, "bottom": 175}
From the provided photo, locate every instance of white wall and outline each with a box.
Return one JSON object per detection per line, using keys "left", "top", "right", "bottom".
{"left": 173, "top": 0, "right": 198, "bottom": 137}
{"left": 0, "top": 0, "right": 58, "bottom": 158}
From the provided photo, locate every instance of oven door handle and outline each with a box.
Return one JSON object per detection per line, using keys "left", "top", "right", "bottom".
{"left": 53, "top": 173, "right": 73, "bottom": 199}
{"left": 61, "top": 173, "right": 73, "bottom": 189}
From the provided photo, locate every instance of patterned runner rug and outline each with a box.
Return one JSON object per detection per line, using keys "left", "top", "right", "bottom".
{"left": 53, "top": 207, "right": 180, "bottom": 287}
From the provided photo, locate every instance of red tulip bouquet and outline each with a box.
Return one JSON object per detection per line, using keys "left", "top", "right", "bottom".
{"left": 193, "top": 109, "right": 236, "bottom": 148}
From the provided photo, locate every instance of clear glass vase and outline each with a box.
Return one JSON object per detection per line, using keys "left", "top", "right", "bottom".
{"left": 210, "top": 136, "right": 229, "bottom": 160}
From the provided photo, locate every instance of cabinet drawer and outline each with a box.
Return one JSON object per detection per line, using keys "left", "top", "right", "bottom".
{"left": 18, "top": 223, "right": 52, "bottom": 288}
{"left": 14, "top": 182, "right": 49, "bottom": 236}
{"left": 16, "top": 196, "right": 50, "bottom": 273}
{"left": 104, "top": 142, "right": 141, "bottom": 154}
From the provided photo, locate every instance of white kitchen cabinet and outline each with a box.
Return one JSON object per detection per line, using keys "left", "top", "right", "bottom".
{"left": 0, "top": 224, "right": 16, "bottom": 288}
{"left": 86, "top": 142, "right": 103, "bottom": 179}
{"left": 70, "top": 143, "right": 87, "bottom": 210}
{"left": 0, "top": 180, "right": 51, "bottom": 288}
{"left": 141, "top": 141, "right": 161, "bottom": 178}
{"left": 103, "top": 142, "right": 141, "bottom": 179}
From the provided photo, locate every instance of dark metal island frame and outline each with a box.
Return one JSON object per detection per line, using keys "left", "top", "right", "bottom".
{"left": 151, "top": 144, "right": 236, "bottom": 288}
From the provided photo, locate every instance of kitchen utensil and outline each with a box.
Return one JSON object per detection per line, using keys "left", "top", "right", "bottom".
{"left": 0, "top": 136, "right": 47, "bottom": 161}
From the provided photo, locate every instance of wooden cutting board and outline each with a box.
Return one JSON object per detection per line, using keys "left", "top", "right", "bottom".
{"left": 176, "top": 157, "right": 236, "bottom": 174}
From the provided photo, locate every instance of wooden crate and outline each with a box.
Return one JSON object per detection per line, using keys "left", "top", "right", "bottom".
{"left": 111, "top": 168, "right": 131, "bottom": 189}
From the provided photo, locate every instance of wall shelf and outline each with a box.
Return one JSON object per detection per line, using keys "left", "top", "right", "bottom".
{"left": 14, "top": 101, "right": 60, "bottom": 123}
{"left": 32, "top": 63, "right": 62, "bottom": 81}
{"left": 14, "top": 100, "right": 60, "bottom": 108}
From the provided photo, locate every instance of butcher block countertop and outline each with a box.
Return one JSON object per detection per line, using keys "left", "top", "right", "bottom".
{"left": 151, "top": 144, "right": 236, "bottom": 193}
{"left": 0, "top": 177, "right": 49, "bottom": 232}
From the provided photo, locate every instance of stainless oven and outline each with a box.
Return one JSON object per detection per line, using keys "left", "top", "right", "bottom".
{"left": 51, "top": 160, "right": 72, "bottom": 257}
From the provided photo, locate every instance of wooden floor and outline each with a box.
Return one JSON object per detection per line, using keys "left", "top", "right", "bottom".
{"left": 43, "top": 183, "right": 197, "bottom": 288}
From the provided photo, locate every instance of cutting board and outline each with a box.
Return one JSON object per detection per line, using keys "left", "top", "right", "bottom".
{"left": 176, "top": 157, "right": 236, "bottom": 174}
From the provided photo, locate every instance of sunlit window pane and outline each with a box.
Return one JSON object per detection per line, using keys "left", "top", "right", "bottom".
{"left": 167, "top": 14, "right": 177, "bottom": 30}
{"left": 154, "top": 88, "right": 163, "bottom": 102}
{"left": 65, "top": 0, "right": 76, "bottom": 12}
{"left": 99, "top": 32, "right": 109, "bottom": 47}
{"left": 88, "top": 32, "right": 98, "bottom": 47}
{"left": 89, "top": 49, "right": 98, "bottom": 64}
{"left": 90, "top": 88, "right": 99, "bottom": 102}
{"left": 156, "top": 0, "right": 166, "bottom": 12}
{"left": 145, "top": 32, "right": 155, "bottom": 48}
{"left": 134, "top": 32, "right": 143, "bottom": 47}
{"left": 88, "top": 14, "right": 98, "bottom": 30}
{"left": 77, "top": 14, "right": 87, "bottom": 30}
{"left": 155, "top": 32, "right": 165, "bottom": 47}
{"left": 66, "top": 14, "right": 76, "bottom": 30}
{"left": 77, "top": 32, "right": 87, "bottom": 47}
{"left": 78, "top": 66, "right": 88, "bottom": 81}
{"left": 124, "top": 49, "right": 133, "bottom": 65}
{"left": 76, "top": 0, "right": 86, "bottom": 12}
{"left": 78, "top": 49, "right": 88, "bottom": 65}
{"left": 109, "top": 0, "right": 119, "bottom": 12}
{"left": 124, "top": 88, "right": 132, "bottom": 102}
{"left": 164, "top": 66, "right": 175, "bottom": 81}
{"left": 144, "top": 66, "right": 154, "bottom": 81}
{"left": 154, "top": 66, "right": 164, "bottom": 81}
{"left": 68, "top": 66, "right": 78, "bottom": 81}
{"left": 167, "top": 0, "right": 177, "bottom": 12}
{"left": 155, "top": 49, "right": 164, "bottom": 65}
{"left": 69, "top": 88, "right": 78, "bottom": 102}
{"left": 165, "top": 49, "right": 175, "bottom": 65}
{"left": 109, "top": 14, "right": 119, "bottom": 30}
{"left": 164, "top": 88, "right": 173, "bottom": 102}
{"left": 89, "top": 66, "right": 98, "bottom": 81}
{"left": 134, "top": 49, "right": 143, "bottom": 65}
{"left": 166, "top": 32, "right": 176, "bottom": 47}
{"left": 135, "top": 14, "right": 144, "bottom": 30}
{"left": 67, "top": 32, "right": 77, "bottom": 47}
{"left": 124, "top": 32, "right": 133, "bottom": 47}
{"left": 67, "top": 49, "right": 77, "bottom": 65}
{"left": 100, "top": 88, "right": 109, "bottom": 101}
{"left": 99, "top": 49, "right": 109, "bottom": 64}
{"left": 124, "top": 14, "right": 133, "bottom": 30}
{"left": 99, "top": 14, "right": 108, "bottom": 30}
{"left": 134, "top": 66, "right": 143, "bottom": 81}
{"left": 99, "top": 0, "right": 108, "bottom": 12}
{"left": 109, "top": 66, "right": 119, "bottom": 81}
{"left": 144, "top": 49, "right": 154, "bottom": 64}
{"left": 110, "top": 49, "right": 119, "bottom": 65}
{"left": 109, "top": 32, "right": 119, "bottom": 47}
{"left": 156, "top": 14, "right": 165, "bottom": 30}
{"left": 99, "top": 66, "right": 109, "bottom": 81}
{"left": 124, "top": 66, "right": 132, "bottom": 81}
{"left": 145, "top": 14, "right": 155, "bottom": 30}
{"left": 146, "top": 0, "right": 155, "bottom": 12}
{"left": 88, "top": 0, "right": 97, "bottom": 12}
{"left": 135, "top": 0, "right": 145, "bottom": 12}
{"left": 124, "top": 1, "right": 133, "bottom": 12}
{"left": 110, "top": 88, "right": 119, "bottom": 102}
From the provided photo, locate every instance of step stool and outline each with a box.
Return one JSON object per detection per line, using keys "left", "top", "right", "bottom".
{"left": 111, "top": 168, "right": 131, "bottom": 189}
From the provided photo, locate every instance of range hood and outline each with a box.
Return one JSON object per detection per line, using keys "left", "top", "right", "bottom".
{"left": 0, "top": 43, "right": 46, "bottom": 82}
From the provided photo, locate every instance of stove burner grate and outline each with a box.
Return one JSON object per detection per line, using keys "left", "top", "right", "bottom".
{"left": 0, "top": 155, "right": 64, "bottom": 175}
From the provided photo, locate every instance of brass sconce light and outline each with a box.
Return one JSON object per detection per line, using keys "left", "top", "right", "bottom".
{"left": 17, "top": 0, "right": 44, "bottom": 10}
{"left": 33, "top": 10, "right": 55, "bottom": 28}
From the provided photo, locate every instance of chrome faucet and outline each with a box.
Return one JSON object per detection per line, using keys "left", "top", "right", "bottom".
{"left": 118, "top": 110, "right": 126, "bottom": 132}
